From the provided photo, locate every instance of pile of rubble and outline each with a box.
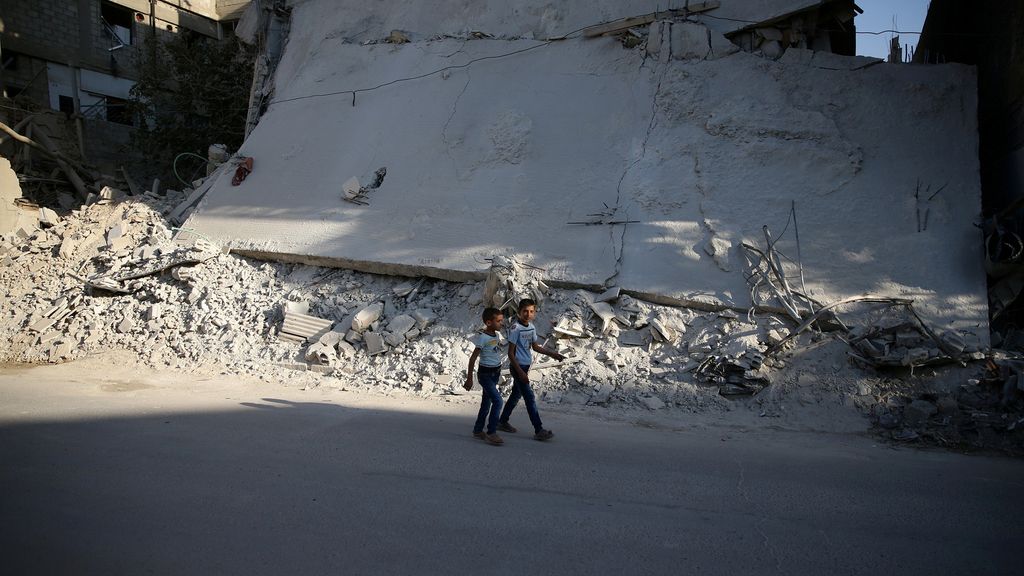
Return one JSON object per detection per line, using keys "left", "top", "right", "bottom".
{"left": 1, "top": 189, "right": 1020, "bottom": 452}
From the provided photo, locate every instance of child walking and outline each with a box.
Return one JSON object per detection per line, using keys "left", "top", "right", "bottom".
{"left": 498, "top": 298, "right": 565, "bottom": 441}
{"left": 465, "top": 307, "right": 507, "bottom": 446}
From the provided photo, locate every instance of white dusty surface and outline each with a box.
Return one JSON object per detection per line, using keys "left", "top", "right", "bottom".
{"left": 188, "top": 1, "right": 987, "bottom": 333}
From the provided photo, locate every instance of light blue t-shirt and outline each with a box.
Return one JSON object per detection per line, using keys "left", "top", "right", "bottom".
{"left": 471, "top": 330, "right": 506, "bottom": 368}
{"left": 508, "top": 321, "right": 538, "bottom": 367}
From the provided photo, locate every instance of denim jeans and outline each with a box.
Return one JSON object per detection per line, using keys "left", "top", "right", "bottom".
{"left": 473, "top": 366, "right": 504, "bottom": 435}
{"left": 499, "top": 364, "right": 543, "bottom": 432}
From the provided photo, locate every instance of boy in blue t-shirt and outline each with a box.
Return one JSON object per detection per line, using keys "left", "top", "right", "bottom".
{"left": 465, "top": 307, "right": 507, "bottom": 446}
{"left": 498, "top": 298, "right": 565, "bottom": 441}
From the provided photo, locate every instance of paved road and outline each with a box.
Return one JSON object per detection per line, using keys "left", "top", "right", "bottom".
{"left": 1, "top": 365, "right": 1021, "bottom": 575}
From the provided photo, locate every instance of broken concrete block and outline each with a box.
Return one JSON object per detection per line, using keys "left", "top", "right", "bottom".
{"left": 552, "top": 319, "right": 585, "bottom": 338}
{"left": 364, "top": 331, "right": 387, "bottom": 355}
{"left": 344, "top": 329, "right": 362, "bottom": 344}
{"left": 352, "top": 302, "right": 383, "bottom": 333}
{"left": 38, "top": 330, "right": 61, "bottom": 345}
{"left": 384, "top": 330, "right": 405, "bottom": 347}
{"left": 588, "top": 301, "right": 617, "bottom": 333}
{"left": 595, "top": 286, "right": 620, "bottom": 303}
{"left": 392, "top": 281, "right": 416, "bottom": 297}
{"left": 280, "top": 309, "right": 334, "bottom": 343}
{"left": 412, "top": 308, "right": 437, "bottom": 330}
{"left": 406, "top": 328, "right": 420, "bottom": 340}
{"left": 29, "top": 317, "right": 57, "bottom": 333}
{"left": 117, "top": 318, "right": 134, "bottom": 333}
{"left": 902, "top": 347, "right": 930, "bottom": 366}
{"left": 319, "top": 329, "right": 344, "bottom": 347}
{"left": 146, "top": 304, "right": 162, "bottom": 321}
{"left": 38, "top": 207, "right": 61, "bottom": 228}
{"left": 337, "top": 340, "right": 356, "bottom": 357}
{"left": 305, "top": 341, "right": 335, "bottom": 364}
{"left": 619, "top": 330, "right": 649, "bottom": 347}
{"left": 650, "top": 319, "right": 677, "bottom": 342}
{"left": 386, "top": 314, "right": 416, "bottom": 336}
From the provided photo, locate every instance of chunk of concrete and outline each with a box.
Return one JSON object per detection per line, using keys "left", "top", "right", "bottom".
{"left": 364, "top": 331, "right": 387, "bottom": 355}
{"left": 588, "top": 301, "right": 617, "bottom": 333}
{"left": 384, "top": 330, "right": 405, "bottom": 347}
{"left": 412, "top": 308, "right": 437, "bottom": 330}
{"left": 38, "top": 207, "right": 61, "bottom": 227}
{"left": 352, "top": 302, "right": 384, "bottom": 333}
{"left": 595, "top": 286, "right": 620, "bottom": 303}
{"left": 386, "top": 314, "right": 416, "bottom": 336}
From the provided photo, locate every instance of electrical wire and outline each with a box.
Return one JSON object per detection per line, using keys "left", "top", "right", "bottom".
{"left": 270, "top": 22, "right": 598, "bottom": 108}
{"left": 173, "top": 151, "right": 209, "bottom": 188}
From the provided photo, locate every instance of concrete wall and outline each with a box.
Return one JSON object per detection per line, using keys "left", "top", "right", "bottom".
{"left": 0, "top": 0, "right": 132, "bottom": 74}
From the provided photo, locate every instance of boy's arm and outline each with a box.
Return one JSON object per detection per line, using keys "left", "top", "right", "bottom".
{"left": 532, "top": 342, "right": 565, "bottom": 361}
{"left": 465, "top": 348, "right": 480, "bottom": 390}
{"left": 509, "top": 342, "right": 529, "bottom": 383}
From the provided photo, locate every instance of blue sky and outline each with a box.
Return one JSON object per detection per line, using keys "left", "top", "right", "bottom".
{"left": 853, "top": 0, "right": 930, "bottom": 59}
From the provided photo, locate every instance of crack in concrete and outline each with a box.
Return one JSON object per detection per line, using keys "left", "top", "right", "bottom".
{"left": 604, "top": 56, "right": 670, "bottom": 287}
{"left": 441, "top": 70, "right": 473, "bottom": 180}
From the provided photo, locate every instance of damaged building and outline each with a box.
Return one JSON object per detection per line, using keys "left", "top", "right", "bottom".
{"left": 1, "top": 0, "right": 1020, "bottom": 450}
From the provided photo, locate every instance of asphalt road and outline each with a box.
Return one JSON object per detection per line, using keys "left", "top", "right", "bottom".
{"left": 1, "top": 364, "right": 1021, "bottom": 575}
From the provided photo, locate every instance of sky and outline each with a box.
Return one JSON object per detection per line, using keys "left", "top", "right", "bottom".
{"left": 853, "top": 0, "right": 930, "bottom": 60}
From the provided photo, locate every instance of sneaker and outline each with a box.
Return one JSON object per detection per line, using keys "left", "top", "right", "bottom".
{"left": 472, "top": 431, "right": 486, "bottom": 440}
{"left": 497, "top": 422, "right": 517, "bottom": 433}
{"left": 484, "top": 433, "right": 504, "bottom": 446}
{"left": 533, "top": 429, "right": 554, "bottom": 441}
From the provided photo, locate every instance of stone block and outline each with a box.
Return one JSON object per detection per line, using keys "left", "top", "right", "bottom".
{"left": 386, "top": 314, "right": 416, "bottom": 336}
{"left": 364, "top": 331, "right": 387, "bottom": 355}
{"left": 412, "top": 308, "right": 437, "bottom": 330}
{"left": 384, "top": 330, "right": 405, "bottom": 347}
{"left": 352, "top": 302, "right": 383, "bottom": 332}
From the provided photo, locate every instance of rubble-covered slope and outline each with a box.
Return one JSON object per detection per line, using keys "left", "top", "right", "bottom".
{"left": 187, "top": 0, "right": 987, "bottom": 337}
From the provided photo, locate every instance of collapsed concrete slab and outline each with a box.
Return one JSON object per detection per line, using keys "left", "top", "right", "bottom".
{"left": 185, "top": 0, "right": 988, "bottom": 337}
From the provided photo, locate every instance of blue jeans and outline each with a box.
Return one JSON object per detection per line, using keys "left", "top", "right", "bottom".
{"left": 500, "top": 364, "right": 543, "bottom": 432}
{"left": 473, "top": 366, "right": 504, "bottom": 435}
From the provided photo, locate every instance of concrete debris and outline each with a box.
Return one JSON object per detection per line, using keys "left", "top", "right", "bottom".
{"left": 482, "top": 255, "right": 548, "bottom": 313}
{"left": 305, "top": 341, "right": 336, "bottom": 364}
{"left": 364, "top": 331, "right": 387, "bottom": 355}
{"left": 0, "top": 191, "right": 1000, "bottom": 446}
{"left": 595, "top": 286, "right": 620, "bottom": 303}
{"left": 352, "top": 302, "right": 384, "bottom": 332}
{"left": 280, "top": 309, "right": 334, "bottom": 343}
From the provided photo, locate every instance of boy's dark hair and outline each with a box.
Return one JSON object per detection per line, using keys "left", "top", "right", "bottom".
{"left": 482, "top": 307, "right": 502, "bottom": 322}
{"left": 518, "top": 298, "right": 537, "bottom": 309}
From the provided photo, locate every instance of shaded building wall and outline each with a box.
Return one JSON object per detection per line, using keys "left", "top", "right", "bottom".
{"left": 916, "top": 0, "right": 1024, "bottom": 214}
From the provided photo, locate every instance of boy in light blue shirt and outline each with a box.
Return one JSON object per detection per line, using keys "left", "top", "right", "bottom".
{"left": 465, "top": 307, "right": 507, "bottom": 446}
{"left": 498, "top": 298, "right": 564, "bottom": 441}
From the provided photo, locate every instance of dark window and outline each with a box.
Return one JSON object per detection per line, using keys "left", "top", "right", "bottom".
{"left": 58, "top": 95, "right": 75, "bottom": 115}
{"left": 101, "top": 1, "right": 134, "bottom": 46}
{"left": 105, "top": 96, "right": 133, "bottom": 126}
{"left": 1, "top": 50, "right": 21, "bottom": 71}
{"left": 3, "top": 84, "right": 27, "bottom": 99}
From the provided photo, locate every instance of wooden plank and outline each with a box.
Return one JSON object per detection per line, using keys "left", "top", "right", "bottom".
{"left": 582, "top": 2, "right": 721, "bottom": 38}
